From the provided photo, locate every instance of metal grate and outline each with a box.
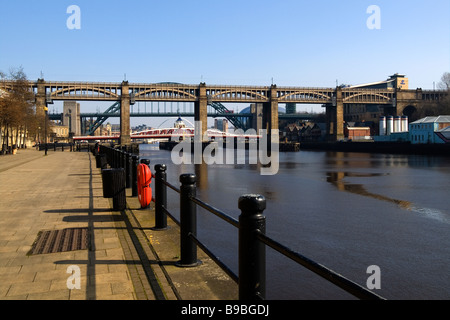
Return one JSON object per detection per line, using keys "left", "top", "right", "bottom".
{"left": 28, "top": 228, "right": 89, "bottom": 255}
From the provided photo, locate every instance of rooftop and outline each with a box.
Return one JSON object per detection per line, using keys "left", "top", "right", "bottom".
{"left": 410, "top": 116, "right": 450, "bottom": 124}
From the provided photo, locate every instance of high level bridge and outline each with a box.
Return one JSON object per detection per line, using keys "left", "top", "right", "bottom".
{"left": 1, "top": 79, "right": 447, "bottom": 144}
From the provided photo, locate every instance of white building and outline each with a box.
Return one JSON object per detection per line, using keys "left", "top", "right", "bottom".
{"left": 409, "top": 116, "right": 450, "bottom": 144}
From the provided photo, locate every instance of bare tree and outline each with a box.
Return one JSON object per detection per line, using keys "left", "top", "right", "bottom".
{"left": 438, "top": 72, "right": 450, "bottom": 90}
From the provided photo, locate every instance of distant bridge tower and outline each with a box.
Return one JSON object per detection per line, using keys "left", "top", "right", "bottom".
{"left": 120, "top": 81, "right": 131, "bottom": 145}
{"left": 63, "top": 101, "right": 80, "bottom": 137}
{"left": 325, "top": 87, "right": 344, "bottom": 141}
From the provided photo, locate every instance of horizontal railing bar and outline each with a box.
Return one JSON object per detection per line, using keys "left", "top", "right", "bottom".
{"left": 163, "top": 180, "right": 180, "bottom": 194}
{"left": 256, "top": 231, "right": 385, "bottom": 300}
{"left": 188, "top": 233, "right": 239, "bottom": 284}
{"left": 162, "top": 206, "right": 180, "bottom": 227}
{"left": 190, "top": 196, "right": 239, "bottom": 228}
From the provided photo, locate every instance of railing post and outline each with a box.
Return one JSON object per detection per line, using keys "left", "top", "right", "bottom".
{"left": 120, "top": 150, "right": 125, "bottom": 169}
{"left": 112, "top": 148, "right": 116, "bottom": 168}
{"left": 154, "top": 164, "right": 167, "bottom": 230}
{"left": 131, "top": 155, "right": 139, "bottom": 197}
{"left": 125, "top": 152, "right": 131, "bottom": 188}
{"left": 177, "top": 173, "right": 201, "bottom": 267}
{"left": 238, "top": 194, "right": 266, "bottom": 300}
{"left": 115, "top": 149, "right": 120, "bottom": 168}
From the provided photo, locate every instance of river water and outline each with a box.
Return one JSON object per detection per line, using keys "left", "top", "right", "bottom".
{"left": 140, "top": 144, "right": 450, "bottom": 300}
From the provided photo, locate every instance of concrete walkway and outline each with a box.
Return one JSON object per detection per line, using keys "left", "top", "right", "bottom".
{"left": 0, "top": 148, "right": 237, "bottom": 300}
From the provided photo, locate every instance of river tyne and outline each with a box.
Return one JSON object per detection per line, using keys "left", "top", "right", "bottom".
{"left": 140, "top": 144, "right": 450, "bottom": 300}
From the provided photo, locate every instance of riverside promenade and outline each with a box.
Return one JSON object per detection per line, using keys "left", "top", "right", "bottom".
{"left": 0, "top": 148, "right": 237, "bottom": 300}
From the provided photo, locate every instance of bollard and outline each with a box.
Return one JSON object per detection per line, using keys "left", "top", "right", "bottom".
{"left": 114, "top": 148, "right": 119, "bottom": 168}
{"left": 112, "top": 168, "right": 126, "bottom": 211}
{"left": 154, "top": 164, "right": 167, "bottom": 230}
{"left": 99, "top": 154, "right": 107, "bottom": 169}
{"left": 140, "top": 158, "right": 150, "bottom": 166}
{"left": 177, "top": 173, "right": 201, "bottom": 267}
{"left": 95, "top": 154, "right": 102, "bottom": 168}
{"left": 101, "top": 168, "right": 126, "bottom": 211}
{"left": 119, "top": 150, "right": 124, "bottom": 169}
{"left": 131, "top": 155, "right": 139, "bottom": 197}
{"left": 126, "top": 152, "right": 132, "bottom": 188}
{"left": 238, "top": 194, "right": 266, "bottom": 300}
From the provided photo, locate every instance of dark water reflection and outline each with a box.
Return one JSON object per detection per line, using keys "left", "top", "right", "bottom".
{"left": 141, "top": 145, "right": 450, "bottom": 300}
{"left": 326, "top": 172, "right": 412, "bottom": 210}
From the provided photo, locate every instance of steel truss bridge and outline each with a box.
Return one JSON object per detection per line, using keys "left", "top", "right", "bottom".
{"left": 1, "top": 79, "right": 447, "bottom": 143}
{"left": 7, "top": 80, "right": 400, "bottom": 103}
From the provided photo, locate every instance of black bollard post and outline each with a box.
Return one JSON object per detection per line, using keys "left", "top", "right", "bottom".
{"left": 114, "top": 148, "right": 119, "bottom": 168}
{"left": 154, "top": 164, "right": 167, "bottom": 230}
{"left": 140, "top": 158, "right": 150, "bottom": 166}
{"left": 131, "top": 155, "right": 139, "bottom": 197}
{"left": 112, "top": 168, "right": 126, "bottom": 211}
{"left": 101, "top": 168, "right": 126, "bottom": 211}
{"left": 99, "top": 154, "right": 107, "bottom": 169}
{"left": 238, "top": 194, "right": 266, "bottom": 300}
{"left": 119, "top": 150, "right": 124, "bottom": 169}
{"left": 126, "top": 152, "right": 132, "bottom": 189}
{"left": 177, "top": 173, "right": 201, "bottom": 267}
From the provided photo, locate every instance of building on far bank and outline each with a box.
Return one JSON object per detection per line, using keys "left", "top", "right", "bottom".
{"left": 344, "top": 125, "right": 371, "bottom": 141}
{"left": 214, "top": 119, "right": 229, "bottom": 133}
{"left": 282, "top": 122, "right": 325, "bottom": 142}
{"left": 50, "top": 123, "right": 69, "bottom": 142}
{"left": 409, "top": 116, "right": 450, "bottom": 144}
{"left": 374, "top": 115, "right": 450, "bottom": 144}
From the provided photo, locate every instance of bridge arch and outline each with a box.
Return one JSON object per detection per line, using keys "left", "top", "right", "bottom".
{"left": 343, "top": 92, "right": 393, "bottom": 103}
{"left": 209, "top": 89, "right": 268, "bottom": 101}
{"left": 133, "top": 88, "right": 197, "bottom": 100}
{"left": 279, "top": 91, "right": 332, "bottom": 102}
{"left": 49, "top": 87, "right": 120, "bottom": 99}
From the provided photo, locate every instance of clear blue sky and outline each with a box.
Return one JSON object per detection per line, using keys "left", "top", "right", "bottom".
{"left": 1, "top": 0, "right": 449, "bottom": 126}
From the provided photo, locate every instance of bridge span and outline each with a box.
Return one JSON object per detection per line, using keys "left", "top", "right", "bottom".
{"left": 1, "top": 79, "right": 447, "bottom": 145}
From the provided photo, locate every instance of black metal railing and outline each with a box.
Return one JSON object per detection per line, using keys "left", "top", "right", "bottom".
{"left": 94, "top": 144, "right": 385, "bottom": 300}
{"left": 152, "top": 164, "right": 385, "bottom": 301}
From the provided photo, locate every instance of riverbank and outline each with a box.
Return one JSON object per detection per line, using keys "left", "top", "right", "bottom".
{"left": 299, "top": 141, "right": 450, "bottom": 156}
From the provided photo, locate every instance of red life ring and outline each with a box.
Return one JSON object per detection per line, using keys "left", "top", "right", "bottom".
{"left": 137, "top": 163, "right": 152, "bottom": 208}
